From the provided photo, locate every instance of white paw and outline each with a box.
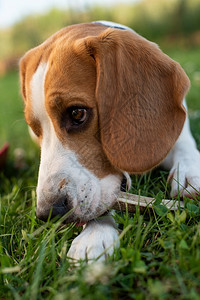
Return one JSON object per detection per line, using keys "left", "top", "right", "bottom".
{"left": 169, "top": 149, "right": 200, "bottom": 198}
{"left": 67, "top": 217, "right": 119, "bottom": 262}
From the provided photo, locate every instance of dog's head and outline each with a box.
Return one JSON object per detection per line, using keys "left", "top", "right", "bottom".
{"left": 20, "top": 23, "right": 189, "bottom": 223}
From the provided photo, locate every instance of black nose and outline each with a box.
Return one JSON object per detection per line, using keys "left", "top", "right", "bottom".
{"left": 36, "top": 201, "right": 71, "bottom": 222}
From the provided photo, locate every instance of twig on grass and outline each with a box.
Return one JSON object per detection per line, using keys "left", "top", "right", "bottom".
{"left": 113, "top": 191, "right": 184, "bottom": 212}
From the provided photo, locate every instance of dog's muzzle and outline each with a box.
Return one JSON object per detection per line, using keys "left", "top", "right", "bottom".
{"left": 36, "top": 172, "right": 123, "bottom": 223}
{"left": 36, "top": 199, "right": 72, "bottom": 222}
{"left": 36, "top": 173, "right": 77, "bottom": 222}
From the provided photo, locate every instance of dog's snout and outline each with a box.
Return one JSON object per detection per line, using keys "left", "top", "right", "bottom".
{"left": 36, "top": 174, "right": 76, "bottom": 222}
{"left": 36, "top": 209, "right": 50, "bottom": 222}
{"left": 36, "top": 199, "right": 71, "bottom": 222}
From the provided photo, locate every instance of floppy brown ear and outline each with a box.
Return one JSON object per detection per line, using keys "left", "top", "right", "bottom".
{"left": 84, "top": 28, "right": 190, "bottom": 173}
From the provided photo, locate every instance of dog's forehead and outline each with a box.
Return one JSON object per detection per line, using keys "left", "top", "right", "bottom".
{"left": 45, "top": 45, "right": 96, "bottom": 101}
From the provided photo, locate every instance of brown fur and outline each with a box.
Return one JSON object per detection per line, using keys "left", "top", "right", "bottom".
{"left": 20, "top": 23, "right": 190, "bottom": 177}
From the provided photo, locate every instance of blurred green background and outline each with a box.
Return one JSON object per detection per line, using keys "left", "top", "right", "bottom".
{"left": 0, "top": 0, "right": 200, "bottom": 158}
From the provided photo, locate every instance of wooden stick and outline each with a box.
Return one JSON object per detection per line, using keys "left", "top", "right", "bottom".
{"left": 113, "top": 191, "right": 184, "bottom": 212}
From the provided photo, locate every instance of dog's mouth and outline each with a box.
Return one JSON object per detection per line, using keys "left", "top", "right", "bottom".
{"left": 73, "top": 176, "right": 129, "bottom": 227}
{"left": 36, "top": 175, "right": 128, "bottom": 224}
{"left": 36, "top": 203, "right": 111, "bottom": 225}
{"left": 75, "top": 221, "right": 87, "bottom": 227}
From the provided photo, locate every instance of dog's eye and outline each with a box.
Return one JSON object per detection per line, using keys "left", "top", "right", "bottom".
{"left": 71, "top": 108, "right": 87, "bottom": 125}
{"left": 63, "top": 106, "right": 92, "bottom": 132}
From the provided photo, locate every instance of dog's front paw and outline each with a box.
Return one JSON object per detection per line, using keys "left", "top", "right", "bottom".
{"left": 169, "top": 149, "right": 200, "bottom": 198}
{"left": 67, "top": 217, "right": 119, "bottom": 262}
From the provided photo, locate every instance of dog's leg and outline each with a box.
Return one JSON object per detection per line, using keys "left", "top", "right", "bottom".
{"left": 67, "top": 214, "right": 119, "bottom": 262}
{"left": 162, "top": 99, "right": 200, "bottom": 198}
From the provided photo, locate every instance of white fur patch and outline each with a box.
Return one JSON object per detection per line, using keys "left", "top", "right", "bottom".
{"left": 162, "top": 99, "right": 200, "bottom": 197}
{"left": 31, "top": 63, "right": 49, "bottom": 124}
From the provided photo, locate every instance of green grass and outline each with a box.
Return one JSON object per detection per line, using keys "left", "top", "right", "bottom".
{"left": 0, "top": 46, "right": 200, "bottom": 299}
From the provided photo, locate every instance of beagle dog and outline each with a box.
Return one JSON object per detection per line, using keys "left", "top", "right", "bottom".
{"left": 20, "top": 21, "right": 200, "bottom": 261}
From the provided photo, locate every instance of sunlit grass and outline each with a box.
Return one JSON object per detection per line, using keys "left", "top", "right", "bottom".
{"left": 1, "top": 167, "right": 200, "bottom": 298}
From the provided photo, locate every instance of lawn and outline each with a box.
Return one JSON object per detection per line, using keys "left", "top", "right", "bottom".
{"left": 0, "top": 46, "right": 200, "bottom": 299}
